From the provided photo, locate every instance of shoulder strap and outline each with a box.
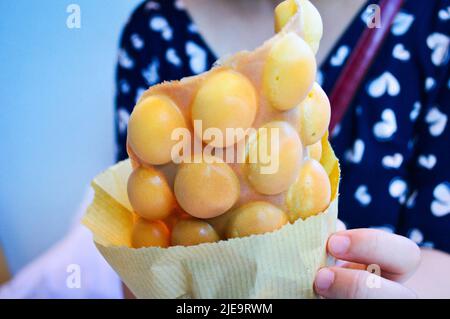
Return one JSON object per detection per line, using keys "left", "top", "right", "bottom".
{"left": 328, "top": 0, "right": 404, "bottom": 132}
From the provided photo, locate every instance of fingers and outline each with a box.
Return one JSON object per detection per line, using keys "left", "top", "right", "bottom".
{"left": 327, "top": 229, "right": 421, "bottom": 281}
{"left": 315, "top": 267, "right": 418, "bottom": 299}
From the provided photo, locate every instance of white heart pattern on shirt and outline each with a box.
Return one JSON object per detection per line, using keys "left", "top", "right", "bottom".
{"left": 392, "top": 43, "right": 410, "bottom": 61}
{"left": 425, "top": 77, "right": 436, "bottom": 91}
{"left": 438, "top": 7, "right": 450, "bottom": 21}
{"left": 118, "top": 49, "right": 134, "bottom": 69}
{"left": 345, "top": 139, "right": 365, "bottom": 164}
{"left": 410, "top": 101, "right": 421, "bottom": 121}
{"left": 425, "top": 106, "right": 447, "bottom": 137}
{"left": 367, "top": 72, "right": 400, "bottom": 98}
{"left": 406, "top": 190, "right": 418, "bottom": 208}
{"left": 389, "top": 177, "right": 408, "bottom": 204}
{"left": 149, "top": 16, "right": 173, "bottom": 41}
{"left": 373, "top": 109, "right": 397, "bottom": 140}
{"left": 408, "top": 228, "right": 424, "bottom": 244}
{"left": 382, "top": 153, "right": 403, "bottom": 169}
{"left": 188, "top": 23, "right": 198, "bottom": 33}
{"left": 141, "top": 58, "right": 160, "bottom": 86}
{"left": 186, "top": 41, "right": 207, "bottom": 74}
{"left": 426, "top": 33, "right": 449, "bottom": 66}
{"left": 120, "top": 79, "right": 130, "bottom": 94}
{"left": 355, "top": 185, "right": 372, "bottom": 206}
{"left": 131, "top": 33, "right": 144, "bottom": 50}
{"left": 331, "top": 123, "right": 341, "bottom": 138}
{"left": 418, "top": 154, "right": 437, "bottom": 170}
{"left": 117, "top": 108, "right": 130, "bottom": 134}
{"left": 166, "top": 48, "right": 182, "bottom": 66}
{"left": 391, "top": 12, "right": 414, "bottom": 36}
{"left": 431, "top": 182, "right": 450, "bottom": 217}
{"left": 361, "top": 5, "right": 374, "bottom": 24}
{"left": 330, "top": 45, "right": 350, "bottom": 66}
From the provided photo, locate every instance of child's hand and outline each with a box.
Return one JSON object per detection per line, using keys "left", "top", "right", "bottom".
{"left": 314, "top": 229, "right": 421, "bottom": 298}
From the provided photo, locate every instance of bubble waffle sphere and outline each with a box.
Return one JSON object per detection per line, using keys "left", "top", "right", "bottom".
{"left": 127, "top": 166, "right": 175, "bottom": 221}
{"left": 286, "top": 159, "right": 331, "bottom": 221}
{"left": 296, "top": 82, "right": 331, "bottom": 146}
{"left": 246, "top": 121, "right": 302, "bottom": 195}
{"left": 275, "top": 0, "right": 323, "bottom": 54}
{"left": 128, "top": 95, "right": 187, "bottom": 165}
{"left": 226, "top": 201, "right": 288, "bottom": 239}
{"left": 126, "top": 0, "right": 337, "bottom": 245}
{"left": 274, "top": 0, "right": 297, "bottom": 33}
{"left": 174, "top": 155, "right": 240, "bottom": 219}
{"left": 171, "top": 219, "right": 220, "bottom": 246}
{"left": 263, "top": 32, "right": 316, "bottom": 111}
{"left": 298, "top": 0, "right": 323, "bottom": 54}
{"left": 192, "top": 70, "right": 257, "bottom": 147}
{"left": 131, "top": 218, "right": 170, "bottom": 248}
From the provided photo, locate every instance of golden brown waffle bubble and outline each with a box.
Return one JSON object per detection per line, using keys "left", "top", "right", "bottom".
{"left": 296, "top": 82, "right": 331, "bottom": 146}
{"left": 171, "top": 219, "right": 220, "bottom": 246}
{"left": 131, "top": 218, "right": 170, "bottom": 248}
{"left": 128, "top": 95, "right": 187, "bottom": 165}
{"left": 274, "top": 0, "right": 298, "bottom": 33}
{"left": 126, "top": 0, "right": 335, "bottom": 244}
{"left": 174, "top": 155, "right": 240, "bottom": 219}
{"left": 226, "top": 201, "right": 288, "bottom": 239}
{"left": 192, "top": 70, "right": 257, "bottom": 147}
{"left": 127, "top": 166, "right": 175, "bottom": 221}
{"left": 275, "top": 0, "right": 323, "bottom": 54}
{"left": 263, "top": 33, "right": 316, "bottom": 111}
{"left": 286, "top": 159, "right": 332, "bottom": 221}
{"left": 245, "top": 121, "right": 302, "bottom": 195}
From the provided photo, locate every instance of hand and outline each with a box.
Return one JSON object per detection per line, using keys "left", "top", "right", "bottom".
{"left": 314, "top": 228, "right": 421, "bottom": 298}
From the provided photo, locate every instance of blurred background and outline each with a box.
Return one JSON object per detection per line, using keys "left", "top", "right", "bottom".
{"left": 0, "top": 0, "right": 141, "bottom": 276}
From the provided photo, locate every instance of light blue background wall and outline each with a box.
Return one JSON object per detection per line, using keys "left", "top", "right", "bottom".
{"left": 0, "top": 0, "right": 141, "bottom": 273}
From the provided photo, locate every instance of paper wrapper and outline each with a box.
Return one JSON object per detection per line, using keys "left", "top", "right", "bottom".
{"left": 82, "top": 138, "right": 340, "bottom": 298}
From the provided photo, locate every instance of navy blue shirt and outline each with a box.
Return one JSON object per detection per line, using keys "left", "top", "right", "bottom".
{"left": 115, "top": 0, "right": 450, "bottom": 252}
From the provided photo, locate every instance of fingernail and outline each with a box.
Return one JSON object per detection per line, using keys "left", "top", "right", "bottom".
{"left": 315, "top": 268, "right": 335, "bottom": 291}
{"left": 329, "top": 235, "right": 350, "bottom": 255}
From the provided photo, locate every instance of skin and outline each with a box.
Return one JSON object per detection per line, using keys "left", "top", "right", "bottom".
{"left": 315, "top": 227, "right": 421, "bottom": 299}
{"left": 315, "top": 222, "right": 450, "bottom": 299}
{"left": 121, "top": 0, "right": 450, "bottom": 298}
{"left": 183, "top": 0, "right": 365, "bottom": 65}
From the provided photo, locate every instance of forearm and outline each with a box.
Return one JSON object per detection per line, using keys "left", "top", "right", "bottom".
{"left": 405, "top": 248, "right": 450, "bottom": 298}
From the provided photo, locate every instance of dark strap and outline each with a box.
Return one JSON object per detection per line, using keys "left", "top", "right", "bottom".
{"left": 328, "top": 0, "right": 404, "bottom": 132}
